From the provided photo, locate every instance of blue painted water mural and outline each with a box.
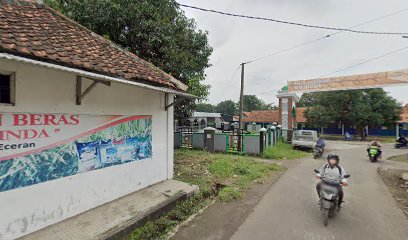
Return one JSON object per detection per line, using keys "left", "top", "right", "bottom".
{"left": 0, "top": 118, "right": 152, "bottom": 192}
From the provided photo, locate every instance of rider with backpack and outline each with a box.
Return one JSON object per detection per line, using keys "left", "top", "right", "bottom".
{"left": 316, "top": 153, "right": 348, "bottom": 210}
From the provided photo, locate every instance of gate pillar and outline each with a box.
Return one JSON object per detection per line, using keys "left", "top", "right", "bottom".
{"left": 277, "top": 86, "right": 299, "bottom": 141}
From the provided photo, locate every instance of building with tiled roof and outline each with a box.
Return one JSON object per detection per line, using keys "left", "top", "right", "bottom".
{"left": 296, "top": 107, "right": 307, "bottom": 123}
{"left": 399, "top": 104, "right": 408, "bottom": 123}
{"left": 0, "top": 0, "right": 189, "bottom": 94}
{"left": 233, "top": 112, "right": 250, "bottom": 121}
{"left": 0, "top": 1, "right": 193, "bottom": 238}
{"left": 242, "top": 110, "right": 279, "bottom": 123}
{"left": 239, "top": 110, "right": 279, "bottom": 131}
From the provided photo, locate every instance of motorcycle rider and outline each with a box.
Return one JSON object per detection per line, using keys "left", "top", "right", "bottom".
{"left": 397, "top": 134, "right": 408, "bottom": 146}
{"left": 316, "top": 135, "right": 326, "bottom": 152}
{"left": 367, "top": 137, "right": 382, "bottom": 159}
{"left": 316, "top": 153, "right": 348, "bottom": 210}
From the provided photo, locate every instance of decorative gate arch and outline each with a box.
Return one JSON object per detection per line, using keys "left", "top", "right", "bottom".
{"left": 278, "top": 68, "right": 408, "bottom": 139}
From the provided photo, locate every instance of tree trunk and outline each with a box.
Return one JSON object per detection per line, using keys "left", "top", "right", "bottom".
{"left": 358, "top": 126, "right": 366, "bottom": 141}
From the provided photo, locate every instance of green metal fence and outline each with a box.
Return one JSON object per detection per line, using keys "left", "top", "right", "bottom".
{"left": 174, "top": 129, "right": 281, "bottom": 155}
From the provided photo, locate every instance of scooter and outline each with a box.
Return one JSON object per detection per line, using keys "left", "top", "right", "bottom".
{"left": 313, "top": 146, "right": 324, "bottom": 159}
{"left": 368, "top": 146, "right": 380, "bottom": 162}
{"left": 314, "top": 169, "right": 350, "bottom": 226}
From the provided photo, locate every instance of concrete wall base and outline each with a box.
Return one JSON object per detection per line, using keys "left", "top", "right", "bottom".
{"left": 19, "top": 180, "right": 199, "bottom": 240}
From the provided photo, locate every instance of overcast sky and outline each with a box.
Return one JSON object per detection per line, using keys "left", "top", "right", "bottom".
{"left": 177, "top": 0, "right": 408, "bottom": 106}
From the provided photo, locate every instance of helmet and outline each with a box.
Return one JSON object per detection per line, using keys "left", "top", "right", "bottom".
{"left": 327, "top": 153, "right": 340, "bottom": 164}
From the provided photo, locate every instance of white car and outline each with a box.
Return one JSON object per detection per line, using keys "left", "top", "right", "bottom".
{"left": 292, "top": 130, "right": 318, "bottom": 149}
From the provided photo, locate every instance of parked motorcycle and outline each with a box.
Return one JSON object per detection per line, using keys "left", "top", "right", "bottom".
{"left": 314, "top": 169, "right": 350, "bottom": 226}
{"left": 313, "top": 146, "right": 324, "bottom": 159}
{"left": 368, "top": 146, "right": 380, "bottom": 162}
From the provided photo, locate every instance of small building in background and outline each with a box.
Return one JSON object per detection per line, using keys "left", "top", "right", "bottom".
{"left": 233, "top": 112, "right": 250, "bottom": 122}
{"left": 187, "top": 112, "right": 223, "bottom": 129}
{"left": 295, "top": 107, "right": 308, "bottom": 130}
{"left": 397, "top": 104, "right": 408, "bottom": 136}
{"left": 242, "top": 110, "right": 279, "bottom": 132}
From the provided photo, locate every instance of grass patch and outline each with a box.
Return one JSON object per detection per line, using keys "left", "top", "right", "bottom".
{"left": 262, "top": 141, "right": 309, "bottom": 160}
{"left": 388, "top": 154, "right": 408, "bottom": 163}
{"left": 128, "top": 149, "right": 282, "bottom": 240}
{"left": 321, "top": 134, "right": 397, "bottom": 143}
{"left": 218, "top": 187, "right": 241, "bottom": 202}
{"left": 129, "top": 194, "right": 210, "bottom": 240}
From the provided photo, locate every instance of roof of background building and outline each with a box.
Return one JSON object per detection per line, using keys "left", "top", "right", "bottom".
{"left": 192, "top": 112, "right": 222, "bottom": 118}
{"left": 0, "top": 0, "right": 187, "bottom": 91}
{"left": 233, "top": 112, "right": 251, "bottom": 121}
{"left": 242, "top": 110, "right": 279, "bottom": 123}
{"left": 400, "top": 104, "right": 408, "bottom": 123}
{"left": 296, "top": 107, "right": 307, "bottom": 123}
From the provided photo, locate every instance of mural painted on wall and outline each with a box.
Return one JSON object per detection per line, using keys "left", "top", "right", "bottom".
{"left": 0, "top": 113, "right": 152, "bottom": 192}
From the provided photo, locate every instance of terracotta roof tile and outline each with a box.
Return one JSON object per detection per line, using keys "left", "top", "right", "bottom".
{"left": 400, "top": 104, "right": 408, "bottom": 123}
{"left": 0, "top": 0, "right": 187, "bottom": 91}
{"left": 242, "top": 110, "right": 279, "bottom": 123}
{"left": 296, "top": 107, "right": 307, "bottom": 123}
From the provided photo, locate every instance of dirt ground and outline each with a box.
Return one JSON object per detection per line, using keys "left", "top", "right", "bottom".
{"left": 388, "top": 153, "right": 408, "bottom": 163}
{"left": 378, "top": 167, "right": 408, "bottom": 219}
{"left": 169, "top": 164, "right": 287, "bottom": 240}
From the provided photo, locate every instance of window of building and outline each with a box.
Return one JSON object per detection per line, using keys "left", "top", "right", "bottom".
{"left": 0, "top": 73, "right": 14, "bottom": 105}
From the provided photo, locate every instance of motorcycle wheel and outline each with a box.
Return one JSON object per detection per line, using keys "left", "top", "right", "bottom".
{"left": 323, "top": 208, "right": 329, "bottom": 226}
{"left": 373, "top": 155, "right": 378, "bottom": 162}
{"left": 329, "top": 206, "right": 336, "bottom": 218}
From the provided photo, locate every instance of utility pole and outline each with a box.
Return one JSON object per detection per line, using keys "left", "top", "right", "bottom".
{"left": 238, "top": 62, "right": 245, "bottom": 151}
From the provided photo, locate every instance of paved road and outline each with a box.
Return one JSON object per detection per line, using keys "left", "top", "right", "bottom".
{"left": 230, "top": 144, "right": 408, "bottom": 240}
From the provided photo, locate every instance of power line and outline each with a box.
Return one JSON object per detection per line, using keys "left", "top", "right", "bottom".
{"left": 215, "top": 64, "right": 241, "bottom": 102}
{"left": 245, "top": 35, "right": 330, "bottom": 64}
{"left": 245, "top": 7, "right": 408, "bottom": 64}
{"left": 200, "top": 5, "right": 408, "bottom": 101}
{"left": 319, "top": 45, "right": 408, "bottom": 78}
{"left": 246, "top": 7, "right": 408, "bottom": 95}
{"left": 255, "top": 89, "right": 279, "bottom": 96}
{"left": 253, "top": 44, "right": 408, "bottom": 96}
{"left": 179, "top": 3, "right": 408, "bottom": 36}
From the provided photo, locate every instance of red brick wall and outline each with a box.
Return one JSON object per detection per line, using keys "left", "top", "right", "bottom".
{"left": 278, "top": 98, "right": 282, "bottom": 125}
{"left": 288, "top": 98, "right": 293, "bottom": 130}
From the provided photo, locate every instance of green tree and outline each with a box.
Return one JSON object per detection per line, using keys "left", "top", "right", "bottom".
{"left": 195, "top": 103, "right": 215, "bottom": 113}
{"left": 46, "top": 0, "right": 212, "bottom": 121}
{"left": 303, "top": 89, "right": 402, "bottom": 140}
{"left": 263, "top": 103, "right": 278, "bottom": 110}
{"left": 298, "top": 92, "right": 316, "bottom": 107}
{"left": 216, "top": 100, "right": 237, "bottom": 116}
{"left": 242, "top": 95, "right": 273, "bottom": 112}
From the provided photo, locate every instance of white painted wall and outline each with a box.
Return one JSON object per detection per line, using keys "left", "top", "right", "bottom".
{"left": 0, "top": 58, "right": 174, "bottom": 240}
